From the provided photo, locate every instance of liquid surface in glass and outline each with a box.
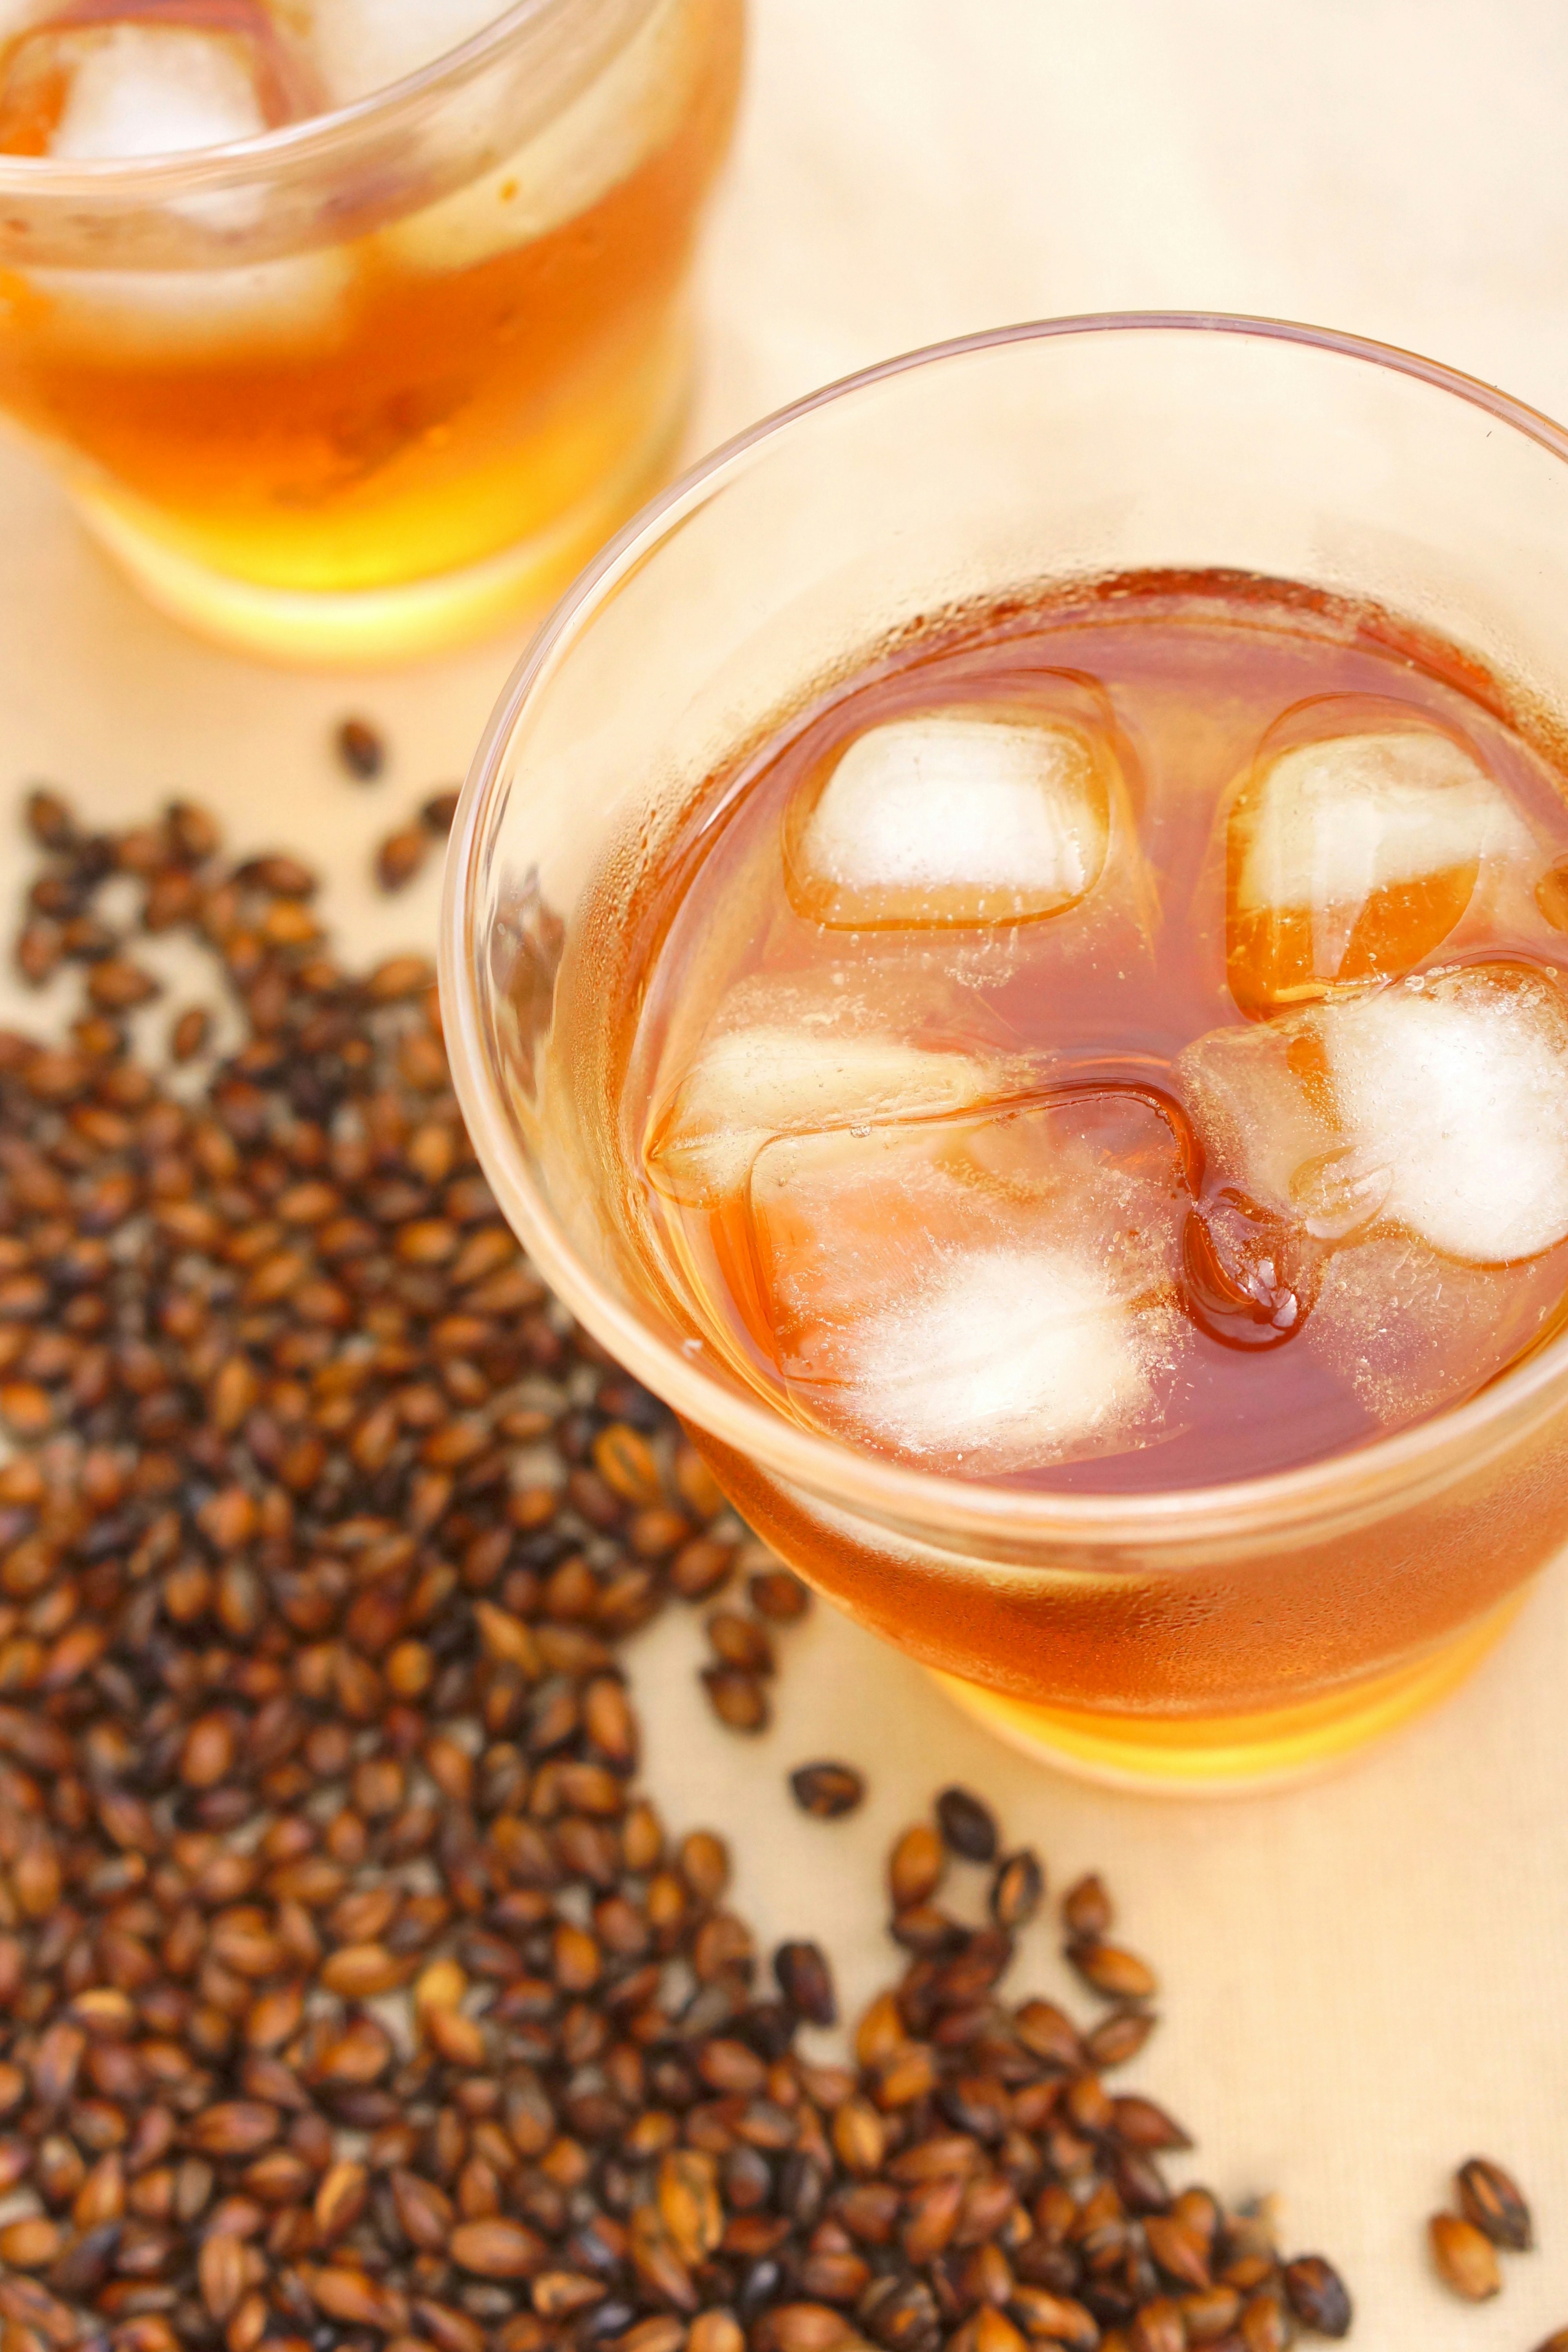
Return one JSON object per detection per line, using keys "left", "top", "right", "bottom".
{"left": 625, "top": 578, "right": 1568, "bottom": 1493}
{"left": 0, "top": 0, "right": 743, "bottom": 603}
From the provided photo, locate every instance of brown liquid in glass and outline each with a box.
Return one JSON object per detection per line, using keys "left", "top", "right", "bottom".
{"left": 625, "top": 581, "right": 1568, "bottom": 1492}
{"left": 0, "top": 0, "right": 743, "bottom": 599}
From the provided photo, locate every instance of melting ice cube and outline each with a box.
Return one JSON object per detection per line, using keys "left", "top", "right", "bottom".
{"left": 1178, "top": 963, "right": 1568, "bottom": 1401}
{"left": 0, "top": 15, "right": 351, "bottom": 347}
{"left": 43, "top": 24, "right": 269, "bottom": 157}
{"left": 304, "top": 0, "right": 503, "bottom": 107}
{"left": 643, "top": 978, "right": 1006, "bottom": 1207}
{"left": 382, "top": 0, "right": 700, "bottom": 272}
{"left": 746, "top": 1090, "right": 1189, "bottom": 1473}
{"left": 0, "top": 5, "right": 321, "bottom": 162}
{"left": 1305, "top": 1232, "right": 1566, "bottom": 1428}
{"left": 1319, "top": 964, "right": 1568, "bottom": 1263}
{"left": 1226, "top": 726, "right": 1530, "bottom": 1013}
{"left": 785, "top": 708, "right": 1115, "bottom": 930}
{"left": 1183, "top": 963, "right": 1568, "bottom": 1265}
{"left": 1176, "top": 1016, "right": 1336, "bottom": 1223}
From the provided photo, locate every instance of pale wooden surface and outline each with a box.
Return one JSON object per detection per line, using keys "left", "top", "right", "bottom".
{"left": 0, "top": 4, "right": 1567, "bottom": 2339}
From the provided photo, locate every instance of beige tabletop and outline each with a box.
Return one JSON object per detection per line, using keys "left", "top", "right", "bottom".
{"left": 1, "top": 4, "right": 1567, "bottom": 2341}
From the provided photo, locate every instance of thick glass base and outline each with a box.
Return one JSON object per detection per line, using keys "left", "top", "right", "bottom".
{"left": 69, "top": 379, "right": 691, "bottom": 668}
{"left": 931, "top": 1589, "right": 1529, "bottom": 1794}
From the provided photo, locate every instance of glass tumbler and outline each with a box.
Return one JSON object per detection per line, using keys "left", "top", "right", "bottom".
{"left": 0, "top": 0, "right": 743, "bottom": 663}
{"left": 441, "top": 316, "right": 1568, "bottom": 1791}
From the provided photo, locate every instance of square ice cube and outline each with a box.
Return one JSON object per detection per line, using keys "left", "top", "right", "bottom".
{"left": 746, "top": 1089, "right": 1189, "bottom": 1473}
{"left": 1320, "top": 964, "right": 1568, "bottom": 1263}
{"left": 784, "top": 705, "right": 1116, "bottom": 930}
{"left": 44, "top": 24, "right": 268, "bottom": 158}
{"left": 0, "top": 18, "right": 351, "bottom": 347}
{"left": 1227, "top": 724, "right": 1530, "bottom": 1013}
{"left": 643, "top": 977, "right": 1009, "bottom": 1207}
{"left": 1180, "top": 962, "right": 1568, "bottom": 1267}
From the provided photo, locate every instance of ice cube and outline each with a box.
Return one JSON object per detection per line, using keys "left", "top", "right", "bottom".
{"left": 1176, "top": 1016, "right": 1336, "bottom": 1220}
{"left": 0, "top": 16, "right": 352, "bottom": 346}
{"left": 747, "top": 1090, "right": 1189, "bottom": 1473}
{"left": 1180, "top": 962, "right": 1568, "bottom": 1267}
{"left": 54, "top": 24, "right": 268, "bottom": 156}
{"left": 821, "top": 1247, "right": 1156, "bottom": 1470}
{"left": 1227, "top": 725, "right": 1530, "bottom": 1013}
{"left": 379, "top": 0, "right": 705, "bottom": 272}
{"left": 784, "top": 707, "right": 1116, "bottom": 930}
{"left": 304, "top": 0, "right": 503, "bottom": 107}
{"left": 643, "top": 977, "right": 1006, "bottom": 1207}
{"left": 1319, "top": 965, "right": 1568, "bottom": 1263}
{"left": 31, "top": 232, "right": 352, "bottom": 354}
{"left": 1306, "top": 1234, "right": 1565, "bottom": 1428}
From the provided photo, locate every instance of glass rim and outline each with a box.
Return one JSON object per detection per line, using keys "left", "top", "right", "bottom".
{"left": 440, "top": 309, "right": 1568, "bottom": 1548}
{"left": 0, "top": 0, "right": 622, "bottom": 203}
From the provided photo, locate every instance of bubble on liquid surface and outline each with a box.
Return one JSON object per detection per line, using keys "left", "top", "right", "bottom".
{"left": 785, "top": 708, "right": 1114, "bottom": 931}
{"left": 745, "top": 1089, "right": 1189, "bottom": 1474}
{"left": 1227, "top": 726, "right": 1530, "bottom": 1012}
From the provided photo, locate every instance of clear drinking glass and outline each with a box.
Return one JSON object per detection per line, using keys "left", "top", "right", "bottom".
{"left": 441, "top": 316, "right": 1568, "bottom": 1791}
{"left": 0, "top": 0, "right": 743, "bottom": 663}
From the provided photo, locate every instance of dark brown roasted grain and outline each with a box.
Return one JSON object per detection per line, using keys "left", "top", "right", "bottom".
{"left": 788, "top": 1764, "right": 866, "bottom": 1821}
{"left": 1454, "top": 2154, "right": 1532, "bottom": 2251}
{"left": 0, "top": 790, "right": 1354, "bottom": 2352}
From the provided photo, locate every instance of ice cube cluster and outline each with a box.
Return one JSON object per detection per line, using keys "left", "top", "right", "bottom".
{"left": 650, "top": 697, "right": 1568, "bottom": 1473}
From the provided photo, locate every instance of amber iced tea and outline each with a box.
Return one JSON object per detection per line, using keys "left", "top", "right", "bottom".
{"left": 446, "top": 323, "right": 1568, "bottom": 1786}
{"left": 626, "top": 580, "right": 1568, "bottom": 1492}
{"left": 536, "top": 576, "right": 1568, "bottom": 1753}
{"left": 0, "top": 0, "right": 743, "bottom": 655}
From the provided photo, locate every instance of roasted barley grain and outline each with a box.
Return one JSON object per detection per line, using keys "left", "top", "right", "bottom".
{"left": 1455, "top": 2155, "right": 1532, "bottom": 2251}
{"left": 789, "top": 1763, "right": 866, "bottom": 1820}
{"left": 1429, "top": 2212, "right": 1501, "bottom": 2300}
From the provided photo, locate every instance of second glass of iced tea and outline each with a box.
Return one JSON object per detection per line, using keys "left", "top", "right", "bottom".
{"left": 443, "top": 317, "right": 1568, "bottom": 1789}
{"left": 0, "top": 0, "right": 742, "bottom": 662}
